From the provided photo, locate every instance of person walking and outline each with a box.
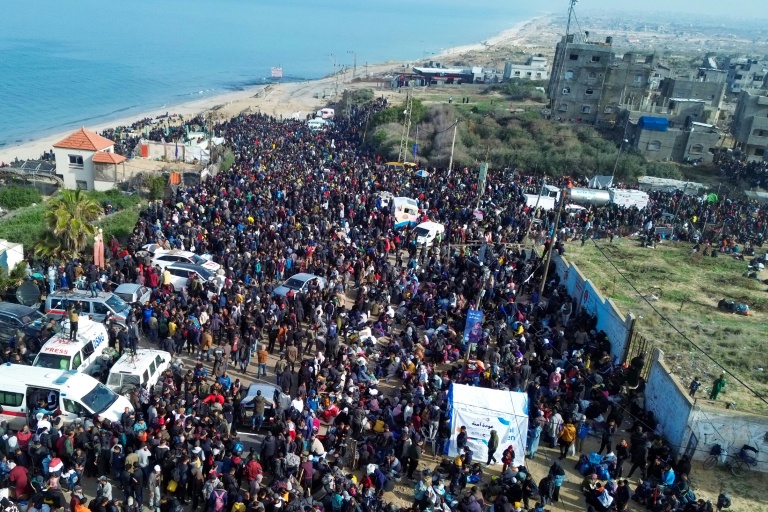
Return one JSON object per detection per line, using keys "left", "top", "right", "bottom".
{"left": 598, "top": 420, "right": 616, "bottom": 455}
{"left": 405, "top": 438, "right": 423, "bottom": 480}
{"left": 486, "top": 429, "right": 499, "bottom": 465}
{"left": 710, "top": 374, "right": 726, "bottom": 400}
{"left": 557, "top": 421, "right": 576, "bottom": 460}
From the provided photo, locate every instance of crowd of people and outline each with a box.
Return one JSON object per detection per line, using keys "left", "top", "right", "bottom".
{"left": 0, "top": 93, "right": 745, "bottom": 512}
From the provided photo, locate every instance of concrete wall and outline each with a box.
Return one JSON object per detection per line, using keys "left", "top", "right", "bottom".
{"left": 686, "top": 406, "right": 768, "bottom": 472}
{"left": 54, "top": 147, "right": 95, "bottom": 190}
{"left": 551, "top": 252, "right": 634, "bottom": 360}
{"left": 146, "top": 141, "right": 187, "bottom": 162}
{"left": 645, "top": 350, "right": 768, "bottom": 473}
{"left": 645, "top": 349, "right": 694, "bottom": 452}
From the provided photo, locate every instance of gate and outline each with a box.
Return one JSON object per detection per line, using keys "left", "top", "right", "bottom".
{"left": 624, "top": 330, "right": 654, "bottom": 379}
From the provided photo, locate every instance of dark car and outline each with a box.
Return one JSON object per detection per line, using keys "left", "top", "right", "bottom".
{"left": 238, "top": 382, "right": 280, "bottom": 426}
{"left": 0, "top": 302, "right": 50, "bottom": 352}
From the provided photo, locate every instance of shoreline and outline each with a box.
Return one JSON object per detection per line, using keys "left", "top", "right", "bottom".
{"left": 0, "top": 14, "right": 553, "bottom": 166}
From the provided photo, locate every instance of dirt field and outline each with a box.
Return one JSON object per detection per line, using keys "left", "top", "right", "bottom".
{"left": 563, "top": 237, "right": 768, "bottom": 413}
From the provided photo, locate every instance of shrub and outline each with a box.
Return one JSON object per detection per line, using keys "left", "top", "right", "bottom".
{"left": 0, "top": 186, "right": 42, "bottom": 210}
{"left": 220, "top": 148, "right": 235, "bottom": 172}
{"left": 97, "top": 208, "right": 140, "bottom": 243}
{"left": 0, "top": 203, "right": 47, "bottom": 248}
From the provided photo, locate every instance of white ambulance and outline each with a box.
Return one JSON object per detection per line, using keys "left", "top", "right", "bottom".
{"left": 0, "top": 366, "right": 133, "bottom": 430}
{"left": 32, "top": 317, "right": 110, "bottom": 377}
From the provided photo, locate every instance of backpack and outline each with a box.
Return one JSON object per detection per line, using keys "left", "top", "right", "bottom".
{"left": 212, "top": 489, "right": 226, "bottom": 512}
{"left": 717, "top": 493, "right": 731, "bottom": 509}
{"left": 233, "top": 443, "right": 243, "bottom": 454}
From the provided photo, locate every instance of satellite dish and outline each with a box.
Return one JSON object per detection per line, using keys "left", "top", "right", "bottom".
{"left": 16, "top": 281, "right": 41, "bottom": 307}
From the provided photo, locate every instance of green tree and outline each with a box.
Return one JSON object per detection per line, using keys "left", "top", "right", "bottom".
{"left": 0, "top": 262, "right": 27, "bottom": 296}
{"left": 36, "top": 189, "right": 102, "bottom": 259}
{"left": 146, "top": 175, "right": 167, "bottom": 200}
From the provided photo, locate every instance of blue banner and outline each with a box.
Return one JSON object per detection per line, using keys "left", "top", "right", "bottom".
{"left": 463, "top": 309, "right": 484, "bottom": 348}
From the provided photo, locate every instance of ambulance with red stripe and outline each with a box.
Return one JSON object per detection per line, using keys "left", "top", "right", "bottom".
{"left": 0, "top": 365, "right": 133, "bottom": 430}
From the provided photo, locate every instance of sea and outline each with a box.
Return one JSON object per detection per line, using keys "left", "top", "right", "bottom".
{"left": 0, "top": 0, "right": 540, "bottom": 147}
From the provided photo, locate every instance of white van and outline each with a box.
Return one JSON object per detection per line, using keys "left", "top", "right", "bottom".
{"left": 393, "top": 197, "right": 420, "bottom": 228}
{"left": 307, "top": 118, "right": 328, "bottom": 132}
{"left": 316, "top": 108, "right": 335, "bottom": 119}
{"left": 414, "top": 221, "right": 445, "bottom": 247}
{"left": 0, "top": 366, "right": 133, "bottom": 430}
{"left": 524, "top": 184, "right": 561, "bottom": 211}
{"left": 609, "top": 188, "right": 649, "bottom": 209}
{"left": 107, "top": 349, "right": 172, "bottom": 395}
{"left": 32, "top": 317, "right": 110, "bottom": 376}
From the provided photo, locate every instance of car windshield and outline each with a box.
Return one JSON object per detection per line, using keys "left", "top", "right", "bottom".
{"left": 281, "top": 278, "right": 305, "bottom": 290}
{"left": 33, "top": 353, "right": 72, "bottom": 371}
{"left": 105, "top": 295, "right": 128, "bottom": 312}
{"left": 80, "top": 382, "right": 119, "bottom": 413}
{"left": 194, "top": 267, "right": 215, "bottom": 280}
{"left": 21, "top": 310, "right": 47, "bottom": 325}
{"left": 414, "top": 227, "right": 430, "bottom": 237}
{"left": 115, "top": 293, "right": 133, "bottom": 303}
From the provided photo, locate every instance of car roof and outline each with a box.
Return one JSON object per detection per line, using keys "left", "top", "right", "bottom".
{"left": 155, "top": 249, "right": 196, "bottom": 257}
{"left": 167, "top": 262, "right": 208, "bottom": 271}
{"left": 48, "top": 290, "right": 114, "bottom": 300}
{"left": 0, "top": 302, "right": 38, "bottom": 316}
{"left": 114, "top": 283, "right": 143, "bottom": 293}
{"left": 111, "top": 349, "right": 171, "bottom": 371}
{"left": 286, "top": 273, "right": 319, "bottom": 282}
{"left": 416, "top": 221, "right": 444, "bottom": 230}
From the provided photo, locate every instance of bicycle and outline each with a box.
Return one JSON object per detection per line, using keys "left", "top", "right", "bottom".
{"left": 703, "top": 444, "right": 759, "bottom": 476}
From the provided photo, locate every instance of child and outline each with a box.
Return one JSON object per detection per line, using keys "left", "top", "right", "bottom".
{"left": 689, "top": 377, "right": 701, "bottom": 397}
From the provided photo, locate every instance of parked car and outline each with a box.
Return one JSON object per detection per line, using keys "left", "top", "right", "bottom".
{"left": 273, "top": 273, "right": 326, "bottom": 298}
{"left": 238, "top": 381, "right": 280, "bottom": 425}
{"left": 0, "top": 302, "right": 50, "bottom": 352}
{"left": 151, "top": 249, "right": 221, "bottom": 273}
{"left": 113, "top": 283, "right": 152, "bottom": 305}
{"left": 164, "top": 263, "right": 225, "bottom": 295}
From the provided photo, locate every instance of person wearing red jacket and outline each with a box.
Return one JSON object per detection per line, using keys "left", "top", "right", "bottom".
{"left": 203, "top": 392, "right": 225, "bottom": 405}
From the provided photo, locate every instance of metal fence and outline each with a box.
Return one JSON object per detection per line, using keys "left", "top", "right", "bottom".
{"left": 624, "top": 330, "right": 655, "bottom": 379}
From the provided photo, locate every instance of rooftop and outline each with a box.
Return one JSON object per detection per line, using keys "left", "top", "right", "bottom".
{"left": 92, "top": 151, "right": 126, "bottom": 164}
{"left": 53, "top": 127, "right": 115, "bottom": 152}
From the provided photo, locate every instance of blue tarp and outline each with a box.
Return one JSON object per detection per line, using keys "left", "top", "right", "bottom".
{"left": 638, "top": 116, "right": 669, "bottom": 132}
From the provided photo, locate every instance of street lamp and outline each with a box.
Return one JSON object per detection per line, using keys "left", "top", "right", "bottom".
{"left": 611, "top": 138, "right": 629, "bottom": 183}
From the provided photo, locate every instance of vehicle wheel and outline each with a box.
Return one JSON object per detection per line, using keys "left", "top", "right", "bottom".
{"left": 730, "top": 459, "right": 747, "bottom": 477}
{"left": 703, "top": 455, "right": 718, "bottom": 470}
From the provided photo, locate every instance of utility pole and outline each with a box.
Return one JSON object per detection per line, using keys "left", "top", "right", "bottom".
{"left": 550, "top": 0, "right": 578, "bottom": 110}
{"left": 539, "top": 190, "right": 565, "bottom": 295}
{"left": 398, "top": 90, "right": 413, "bottom": 163}
{"left": 447, "top": 120, "right": 458, "bottom": 178}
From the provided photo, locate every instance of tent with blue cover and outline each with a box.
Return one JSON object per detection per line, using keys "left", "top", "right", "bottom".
{"left": 446, "top": 383, "right": 528, "bottom": 467}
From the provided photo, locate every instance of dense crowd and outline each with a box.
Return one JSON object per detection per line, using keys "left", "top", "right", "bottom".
{"left": 0, "top": 96, "right": 739, "bottom": 512}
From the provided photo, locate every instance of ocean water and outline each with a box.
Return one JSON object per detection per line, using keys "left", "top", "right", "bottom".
{"left": 0, "top": 0, "right": 539, "bottom": 146}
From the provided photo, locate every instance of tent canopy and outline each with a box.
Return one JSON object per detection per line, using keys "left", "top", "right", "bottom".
{"left": 447, "top": 383, "right": 528, "bottom": 467}
{"left": 588, "top": 175, "right": 614, "bottom": 189}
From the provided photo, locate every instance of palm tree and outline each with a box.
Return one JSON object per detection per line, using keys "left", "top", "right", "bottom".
{"left": 36, "top": 189, "right": 102, "bottom": 259}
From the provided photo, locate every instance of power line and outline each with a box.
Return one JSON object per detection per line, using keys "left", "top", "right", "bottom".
{"left": 589, "top": 239, "right": 768, "bottom": 407}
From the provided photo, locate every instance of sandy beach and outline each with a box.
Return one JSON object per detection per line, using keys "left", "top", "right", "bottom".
{"left": 0, "top": 14, "right": 554, "bottom": 167}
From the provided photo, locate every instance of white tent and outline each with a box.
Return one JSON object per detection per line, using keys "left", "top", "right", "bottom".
{"left": 447, "top": 383, "right": 528, "bottom": 467}
{"left": 588, "top": 175, "right": 614, "bottom": 189}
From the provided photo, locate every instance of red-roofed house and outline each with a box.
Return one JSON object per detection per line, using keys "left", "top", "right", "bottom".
{"left": 53, "top": 127, "right": 126, "bottom": 190}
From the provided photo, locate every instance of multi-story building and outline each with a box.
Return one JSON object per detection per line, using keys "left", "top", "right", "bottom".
{"left": 503, "top": 55, "right": 549, "bottom": 81}
{"left": 732, "top": 89, "right": 768, "bottom": 162}
{"left": 548, "top": 34, "right": 655, "bottom": 125}
{"left": 726, "top": 58, "right": 768, "bottom": 93}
